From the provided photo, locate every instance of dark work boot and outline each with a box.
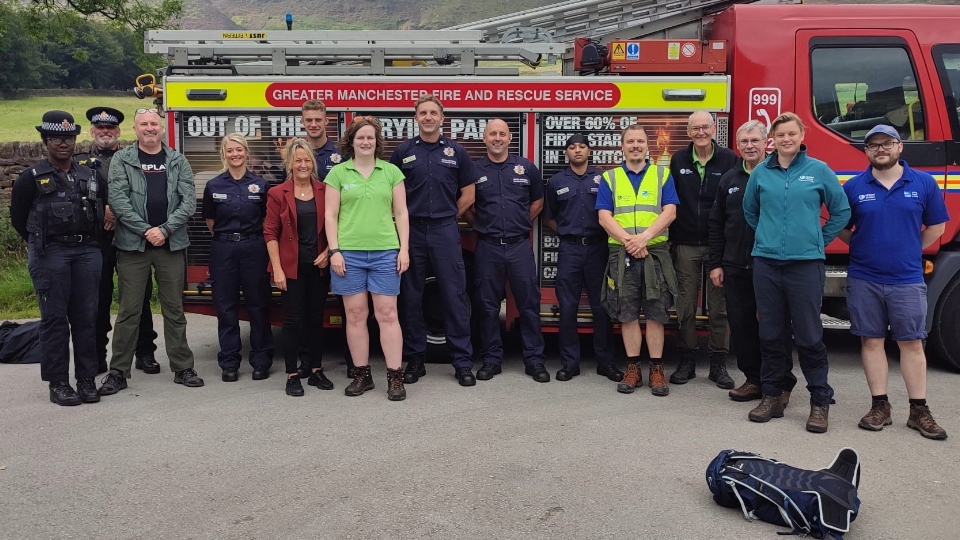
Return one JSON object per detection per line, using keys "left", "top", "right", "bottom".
{"left": 76, "top": 377, "right": 100, "bottom": 403}
{"left": 345, "top": 365, "right": 374, "bottom": 397}
{"left": 403, "top": 354, "right": 426, "bottom": 384}
{"left": 708, "top": 354, "right": 735, "bottom": 390}
{"left": 49, "top": 381, "right": 82, "bottom": 406}
{"left": 669, "top": 353, "right": 696, "bottom": 384}
{"left": 387, "top": 368, "right": 407, "bottom": 401}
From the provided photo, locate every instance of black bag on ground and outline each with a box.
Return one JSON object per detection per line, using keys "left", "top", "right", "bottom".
{"left": 706, "top": 447, "right": 861, "bottom": 539}
{"left": 0, "top": 320, "right": 41, "bottom": 364}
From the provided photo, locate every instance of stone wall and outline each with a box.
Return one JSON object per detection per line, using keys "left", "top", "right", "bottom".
{"left": 0, "top": 141, "right": 131, "bottom": 204}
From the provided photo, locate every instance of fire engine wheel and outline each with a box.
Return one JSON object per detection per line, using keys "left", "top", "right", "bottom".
{"left": 929, "top": 274, "right": 960, "bottom": 372}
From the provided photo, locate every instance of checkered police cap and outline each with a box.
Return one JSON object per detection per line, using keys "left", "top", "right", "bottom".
{"left": 36, "top": 110, "right": 81, "bottom": 136}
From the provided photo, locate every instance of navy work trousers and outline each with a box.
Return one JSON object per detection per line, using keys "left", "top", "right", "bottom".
{"left": 753, "top": 258, "right": 833, "bottom": 406}
{"left": 97, "top": 242, "right": 157, "bottom": 365}
{"left": 400, "top": 218, "right": 473, "bottom": 368}
{"left": 475, "top": 238, "right": 545, "bottom": 367}
{"left": 27, "top": 240, "right": 102, "bottom": 382}
{"left": 556, "top": 240, "right": 614, "bottom": 369}
{"left": 210, "top": 237, "right": 274, "bottom": 371}
{"left": 724, "top": 265, "right": 796, "bottom": 391}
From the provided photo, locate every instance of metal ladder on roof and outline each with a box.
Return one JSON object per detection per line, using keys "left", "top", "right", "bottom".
{"left": 143, "top": 29, "right": 565, "bottom": 76}
{"left": 446, "top": 0, "right": 798, "bottom": 44}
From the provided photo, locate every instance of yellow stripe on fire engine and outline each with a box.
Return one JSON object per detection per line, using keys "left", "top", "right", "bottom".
{"left": 612, "top": 80, "right": 729, "bottom": 111}
{"left": 166, "top": 81, "right": 274, "bottom": 109}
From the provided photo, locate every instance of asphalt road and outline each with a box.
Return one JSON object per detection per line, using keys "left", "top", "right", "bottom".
{"left": 0, "top": 315, "right": 957, "bottom": 540}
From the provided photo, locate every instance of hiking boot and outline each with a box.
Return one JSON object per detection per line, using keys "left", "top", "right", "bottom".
{"left": 98, "top": 370, "right": 127, "bottom": 396}
{"left": 76, "top": 377, "right": 100, "bottom": 404}
{"left": 708, "top": 355, "right": 735, "bottom": 389}
{"left": 49, "top": 381, "right": 82, "bottom": 406}
{"left": 748, "top": 395, "right": 785, "bottom": 423}
{"left": 174, "top": 369, "right": 204, "bottom": 387}
{"left": 345, "top": 365, "right": 374, "bottom": 396}
{"left": 781, "top": 390, "right": 791, "bottom": 409}
{"left": 669, "top": 353, "right": 696, "bottom": 384}
{"left": 387, "top": 368, "right": 407, "bottom": 401}
{"left": 907, "top": 404, "right": 948, "bottom": 440}
{"left": 616, "top": 362, "right": 642, "bottom": 394}
{"left": 135, "top": 354, "right": 161, "bottom": 374}
{"left": 403, "top": 354, "right": 426, "bottom": 384}
{"left": 858, "top": 400, "right": 892, "bottom": 431}
{"left": 728, "top": 382, "right": 762, "bottom": 402}
{"left": 649, "top": 364, "right": 669, "bottom": 397}
{"left": 806, "top": 403, "right": 830, "bottom": 433}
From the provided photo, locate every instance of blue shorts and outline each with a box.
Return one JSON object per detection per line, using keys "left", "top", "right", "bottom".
{"left": 330, "top": 250, "right": 400, "bottom": 296}
{"left": 846, "top": 276, "right": 927, "bottom": 341}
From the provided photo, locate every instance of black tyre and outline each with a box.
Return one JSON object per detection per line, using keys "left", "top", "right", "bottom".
{"left": 929, "top": 274, "right": 960, "bottom": 371}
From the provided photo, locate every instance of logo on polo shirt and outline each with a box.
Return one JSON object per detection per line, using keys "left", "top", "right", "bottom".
{"left": 858, "top": 193, "right": 876, "bottom": 202}
{"left": 680, "top": 168, "right": 693, "bottom": 175}
{"left": 728, "top": 186, "right": 739, "bottom": 195}
{"left": 798, "top": 175, "right": 814, "bottom": 182}
{"left": 904, "top": 191, "right": 919, "bottom": 198}
{"left": 477, "top": 176, "right": 488, "bottom": 184}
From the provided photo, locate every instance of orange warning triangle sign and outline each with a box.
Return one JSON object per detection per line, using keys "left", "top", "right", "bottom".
{"left": 613, "top": 43, "right": 625, "bottom": 55}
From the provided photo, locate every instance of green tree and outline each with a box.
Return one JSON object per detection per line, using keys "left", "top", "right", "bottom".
{"left": 0, "top": 5, "right": 62, "bottom": 95}
{"left": 21, "top": 0, "right": 184, "bottom": 34}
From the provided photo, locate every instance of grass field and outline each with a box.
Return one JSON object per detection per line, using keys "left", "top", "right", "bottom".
{"left": 0, "top": 96, "right": 147, "bottom": 143}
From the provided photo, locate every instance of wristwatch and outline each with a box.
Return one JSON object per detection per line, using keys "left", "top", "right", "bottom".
{"left": 329, "top": 248, "right": 341, "bottom": 255}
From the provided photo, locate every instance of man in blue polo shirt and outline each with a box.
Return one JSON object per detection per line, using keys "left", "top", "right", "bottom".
{"left": 838, "top": 124, "right": 949, "bottom": 440}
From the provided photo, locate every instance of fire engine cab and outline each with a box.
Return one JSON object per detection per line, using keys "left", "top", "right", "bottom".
{"left": 140, "top": 0, "right": 960, "bottom": 370}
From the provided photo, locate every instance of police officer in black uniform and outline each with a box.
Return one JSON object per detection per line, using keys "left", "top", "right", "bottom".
{"left": 468, "top": 118, "right": 548, "bottom": 383}
{"left": 76, "top": 107, "right": 159, "bottom": 374}
{"left": 10, "top": 111, "right": 105, "bottom": 406}
{"left": 543, "top": 134, "right": 624, "bottom": 382}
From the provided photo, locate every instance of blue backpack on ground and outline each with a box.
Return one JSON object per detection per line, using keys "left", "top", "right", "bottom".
{"left": 706, "top": 447, "right": 861, "bottom": 539}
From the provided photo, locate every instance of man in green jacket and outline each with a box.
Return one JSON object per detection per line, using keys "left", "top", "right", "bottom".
{"left": 742, "top": 112, "right": 850, "bottom": 433}
{"left": 98, "top": 109, "right": 203, "bottom": 395}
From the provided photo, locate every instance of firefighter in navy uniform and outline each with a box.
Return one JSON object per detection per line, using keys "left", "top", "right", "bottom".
{"left": 390, "top": 95, "right": 477, "bottom": 387}
{"left": 543, "top": 134, "right": 624, "bottom": 382}
{"left": 75, "top": 106, "right": 159, "bottom": 374}
{"left": 467, "top": 118, "right": 547, "bottom": 383}
{"left": 10, "top": 111, "right": 105, "bottom": 406}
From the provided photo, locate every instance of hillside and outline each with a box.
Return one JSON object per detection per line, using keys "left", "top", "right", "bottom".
{"left": 178, "top": 0, "right": 960, "bottom": 30}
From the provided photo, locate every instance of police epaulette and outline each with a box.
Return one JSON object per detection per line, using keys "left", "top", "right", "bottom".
{"left": 31, "top": 162, "right": 55, "bottom": 177}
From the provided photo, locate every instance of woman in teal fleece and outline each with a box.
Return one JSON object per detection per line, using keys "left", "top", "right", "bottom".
{"left": 742, "top": 112, "right": 850, "bottom": 434}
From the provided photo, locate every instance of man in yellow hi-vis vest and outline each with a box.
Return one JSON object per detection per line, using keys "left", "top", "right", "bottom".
{"left": 596, "top": 124, "right": 680, "bottom": 397}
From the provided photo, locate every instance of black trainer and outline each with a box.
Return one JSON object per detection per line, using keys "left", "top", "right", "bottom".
{"left": 174, "top": 368, "right": 204, "bottom": 387}
{"left": 49, "top": 381, "right": 82, "bottom": 406}
{"left": 307, "top": 368, "right": 334, "bottom": 390}
{"left": 76, "top": 377, "right": 100, "bottom": 403}
{"left": 286, "top": 376, "right": 304, "bottom": 397}
{"left": 98, "top": 370, "right": 127, "bottom": 396}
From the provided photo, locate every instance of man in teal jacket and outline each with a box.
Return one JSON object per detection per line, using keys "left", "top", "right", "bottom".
{"left": 742, "top": 112, "right": 850, "bottom": 433}
{"left": 98, "top": 109, "right": 203, "bottom": 395}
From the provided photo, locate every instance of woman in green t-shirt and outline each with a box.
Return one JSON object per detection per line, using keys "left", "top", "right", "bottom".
{"left": 324, "top": 116, "right": 410, "bottom": 401}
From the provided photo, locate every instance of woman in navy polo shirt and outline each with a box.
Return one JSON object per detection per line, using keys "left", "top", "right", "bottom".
{"left": 264, "top": 138, "right": 333, "bottom": 397}
{"left": 202, "top": 133, "right": 275, "bottom": 383}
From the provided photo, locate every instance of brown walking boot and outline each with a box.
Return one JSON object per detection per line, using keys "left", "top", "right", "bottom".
{"left": 780, "top": 390, "right": 791, "bottom": 409}
{"left": 616, "top": 362, "right": 642, "bottom": 394}
{"left": 728, "top": 382, "right": 762, "bottom": 402}
{"left": 344, "top": 365, "right": 374, "bottom": 397}
{"left": 387, "top": 368, "right": 407, "bottom": 401}
{"left": 858, "top": 400, "right": 892, "bottom": 431}
{"left": 748, "top": 395, "right": 785, "bottom": 422}
{"left": 806, "top": 403, "right": 830, "bottom": 433}
{"left": 907, "top": 404, "right": 948, "bottom": 440}
{"left": 649, "top": 364, "right": 669, "bottom": 397}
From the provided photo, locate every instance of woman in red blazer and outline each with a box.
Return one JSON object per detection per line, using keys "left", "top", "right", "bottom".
{"left": 264, "top": 138, "right": 333, "bottom": 397}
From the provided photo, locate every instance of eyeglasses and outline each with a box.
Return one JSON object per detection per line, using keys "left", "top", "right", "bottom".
{"left": 864, "top": 140, "right": 899, "bottom": 152}
{"left": 46, "top": 137, "right": 76, "bottom": 145}
{"left": 353, "top": 115, "right": 377, "bottom": 123}
{"left": 689, "top": 124, "right": 714, "bottom": 133}
{"left": 136, "top": 108, "right": 158, "bottom": 114}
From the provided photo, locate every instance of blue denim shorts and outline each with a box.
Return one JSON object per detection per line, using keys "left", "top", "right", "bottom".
{"left": 846, "top": 276, "right": 927, "bottom": 341}
{"left": 330, "top": 250, "right": 400, "bottom": 296}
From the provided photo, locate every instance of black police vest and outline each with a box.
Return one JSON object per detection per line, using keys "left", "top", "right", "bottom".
{"left": 25, "top": 162, "right": 100, "bottom": 238}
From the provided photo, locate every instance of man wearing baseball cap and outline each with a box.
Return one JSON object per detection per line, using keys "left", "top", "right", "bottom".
{"left": 10, "top": 111, "right": 106, "bottom": 405}
{"left": 543, "top": 133, "right": 622, "bottom": 382}
{"left": 77, "top": 107, "right": 160, "bottom": 375}
{"left": 838, "top": 124, "right": 950, "bottom": 440}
